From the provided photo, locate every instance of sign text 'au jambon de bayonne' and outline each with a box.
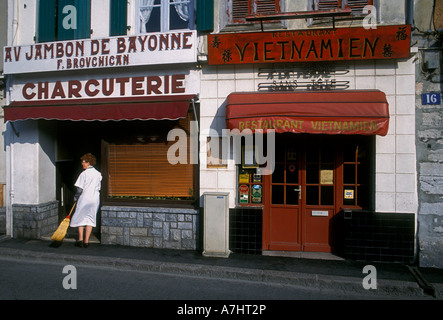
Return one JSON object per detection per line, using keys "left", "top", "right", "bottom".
{"left": 208, "top": 25, "right": 410, "bottom": 65}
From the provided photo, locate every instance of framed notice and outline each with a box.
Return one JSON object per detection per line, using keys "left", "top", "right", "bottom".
{"left": 320, "top": 170, "right": 334, "bottom": 185}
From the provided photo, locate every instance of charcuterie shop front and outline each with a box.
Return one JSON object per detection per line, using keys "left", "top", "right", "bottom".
{"left": 205, "top": 24, "right": 417, "bottom": 261}
{"left": 4, "top": 28, "right": 201, "bottom": 250}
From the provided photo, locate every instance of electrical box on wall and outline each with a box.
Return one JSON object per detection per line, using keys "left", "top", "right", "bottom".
{"left": 423, "top": 50, "right": 440, "bottom": 70}
{"left": 203, "top": 192, "right": 230, "bottom": 258}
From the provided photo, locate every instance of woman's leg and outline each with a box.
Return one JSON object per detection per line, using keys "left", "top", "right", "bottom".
{"left": 84, "top": 225, "right": 92, "bottom": 244}
{"left": 78, "top": 226, "right": 84, "bottom": 241}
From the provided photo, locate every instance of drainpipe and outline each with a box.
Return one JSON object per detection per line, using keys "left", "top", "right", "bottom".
{"left": 5, "top": 122, "right": 15, "bottom": 238}
{"left": 406, "top": 0, "right": 414, "bottom": 28}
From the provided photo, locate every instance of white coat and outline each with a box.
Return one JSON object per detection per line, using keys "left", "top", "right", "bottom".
{"left": 70, "top": 166, "right": 102, "bottom": 227}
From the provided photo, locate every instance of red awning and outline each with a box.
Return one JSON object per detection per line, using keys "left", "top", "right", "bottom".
{"left": 226, "top": 90, "right": 389, "bottom": 136}
{"left": 4, "top": 95, "right": 196, "bottom": 122}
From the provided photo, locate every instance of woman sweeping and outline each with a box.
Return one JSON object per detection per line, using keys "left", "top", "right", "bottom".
{"left": 70, "top": 153, "right": 102, "bottom": 248}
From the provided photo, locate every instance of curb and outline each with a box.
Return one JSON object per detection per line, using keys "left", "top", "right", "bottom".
{"left": 0, "top": 246, "right": 425, "bottom": 298}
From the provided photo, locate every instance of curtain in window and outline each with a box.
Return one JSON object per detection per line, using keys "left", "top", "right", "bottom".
{"left": 140, "top": 0, "right": 156, "bottom": 33}
{"left": 174, "top": 0, "right": 190, "bottom": 22}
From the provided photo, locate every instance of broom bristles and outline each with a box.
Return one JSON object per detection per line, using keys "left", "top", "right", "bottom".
{"left": 51, "top": 217, "right": 71, "bottom": 242}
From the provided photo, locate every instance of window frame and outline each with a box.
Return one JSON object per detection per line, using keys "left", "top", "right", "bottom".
{"left": 227, "top": 0, "right": 281, "bottom": 25}
{"left": 100, "top": 113, "right": 199, "bottom": 208}
{"left": 135, "top": 0, "right": 195, "bottom": 34}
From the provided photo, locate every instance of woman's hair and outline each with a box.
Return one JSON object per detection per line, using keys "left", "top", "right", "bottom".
{"left": 80, "top": 153, "right": 96, "bottom": 166}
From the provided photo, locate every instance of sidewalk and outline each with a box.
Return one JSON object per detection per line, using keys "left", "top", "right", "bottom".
{"left": 0, "top": 235, "right": 442, "bottom": 299}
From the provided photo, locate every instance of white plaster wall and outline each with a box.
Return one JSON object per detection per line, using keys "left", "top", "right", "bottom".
{"left": 8, "top": 120, "right": 56, "bottom": 205}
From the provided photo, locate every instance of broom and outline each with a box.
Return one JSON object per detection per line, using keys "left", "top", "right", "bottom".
{"left": 51, "top": 202, "right": 76, "bottom": 242}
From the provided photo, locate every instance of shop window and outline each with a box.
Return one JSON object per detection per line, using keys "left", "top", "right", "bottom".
{"left": 137, "top": 0, "right": 195, "bottom": 34}
{"left": 341, "top": 138, "right": 371, "bottom": 209}
{"left": 102, "top": 114, "right": 196, "bottom": 204}
{"left": 37, "top": 0, "right": 91, "bottom": 43}
{"left": 238, "top": 141, "right": 265, "bottom": 206}
{"left": 228, "top": 0, "right": 281, "bottom": 24}
{"left": 110, "top": 0, "right": 128, "bottom": 36}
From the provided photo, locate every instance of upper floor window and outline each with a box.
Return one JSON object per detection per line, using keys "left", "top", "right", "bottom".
{"left": 313, "top": 0, "right": 374, "bottom": 15}
{"left": 137, "top": 0, "right": 195, "bottom": 34}
{"left": 228, "top": 0, "right": 281, "bottom": 24}
{"left": 37, "top": 0, "right": 91, "bottom": 43}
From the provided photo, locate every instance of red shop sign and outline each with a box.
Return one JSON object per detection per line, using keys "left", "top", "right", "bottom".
{"left": 208, "top": 25, "right": 410, "bottom": 65}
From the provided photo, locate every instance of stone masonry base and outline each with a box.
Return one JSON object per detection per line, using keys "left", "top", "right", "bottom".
{"left": 12, "top": 201, "right": 59, "bottom": 239}
{"left": 101, "top": 206, "right": 199, "bottom": 250}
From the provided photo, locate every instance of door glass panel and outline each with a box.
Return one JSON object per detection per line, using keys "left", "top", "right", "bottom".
{"left": 321, "top": 186, "right": 334, "bottom": 205}
{"left": 306, "top": 164, "right": 319, "bottom": 184}
{"left": 306, "top": 186, "right": 319, "bottom": 205}
{"left": 272, "top": 185, "right": 284, "bottom": 204}
{"left": 272, "top": 163, "right": 284, "bottom": 183}
{"left": 286, "top": 164, "right": 299, "bottom": 183}
{"left": 306, "top": 147, "right": 319, "bottom": 162}
{"left": 286, "top": 186, "right": 299, "bottom": 205}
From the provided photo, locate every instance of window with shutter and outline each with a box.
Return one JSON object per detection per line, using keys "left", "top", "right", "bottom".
{"left": 37, "top": 0, "right": 91, "bottom": 42}
{"left": 110, "top": 0, "right": 128, "bottom": 36}
{"left": 103, "top": 113, "right": 196, "bottom": 203}
{"left": 229, "top": 0, "right": 280, "bottom": 24}
{"left": 314, "top": 0, "right": 373, "bottom": 15}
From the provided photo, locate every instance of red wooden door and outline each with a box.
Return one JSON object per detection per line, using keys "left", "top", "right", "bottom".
{"left": 263, "top": 142, "right": 302, "bottom": 251}
{"left": 263, "top": 136, "right": 338, "bottom": 252}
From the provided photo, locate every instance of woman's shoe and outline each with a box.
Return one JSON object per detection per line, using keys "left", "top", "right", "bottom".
{"left": 83, "top": 242, "right": 89, "bottom": 248}
{"left": 75, "top": 240, "right": 83, "bottom": 248}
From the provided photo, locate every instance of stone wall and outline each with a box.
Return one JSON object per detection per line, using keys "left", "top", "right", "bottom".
{"left": 414, "top": 31, "right": 443, "bottom": 268}
{"left": 101, "top": 206, "right": 199, "bottom": 250}
{"left": 12, "top": 201, "right": 59, "bottom": 239}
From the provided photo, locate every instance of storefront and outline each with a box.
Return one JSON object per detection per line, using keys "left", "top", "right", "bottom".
{"left": 4, "top": 30, "right": 201, "bottom": 249}
{"left": 202, "top": 23, "right": 418, "bottom": 261}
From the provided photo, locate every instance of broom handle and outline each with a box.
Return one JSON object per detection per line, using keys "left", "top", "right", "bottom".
{"left": 66, "top": 202, "right": 77, "bottom": 219}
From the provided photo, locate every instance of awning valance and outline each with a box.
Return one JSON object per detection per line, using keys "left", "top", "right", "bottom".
{"left": 226, "top": 90, "right": 389, "bottom": 136}
{"left": 4, "top": 95, "right": 197, "bottom": 122}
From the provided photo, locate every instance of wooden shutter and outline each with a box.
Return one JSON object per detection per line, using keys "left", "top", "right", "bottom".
{"left": 316, "top": 1, "right": 341, "bottom": 11}
{"left": 57, "top": 0, "right": 74, "bottom": 41}
{"left": 255, "top": 0, "right": 280, "bottom": 15}
{"left": 56, "top": 0, "right": 90, "bottom": 40}
{"left": 110, "top": 0, "right": 128, "bottom": 36}
{"left": 232, "top": 0, "right": 249, "bottom": 22}
{"left": 74, "top": 0, "right": 91, "bottom": 39}
{"left": 316, "top": 0, "right": 373, "bottom": 13}
{"left": 346, "top": 0, "right": 373, "bottom": 15}
{"left": 107, "top": 116, "right": 195, "bottom": 200}
{"left": 197, "top": 0, "right": 214, "bottom": 32}
{"left": 37, "top": 0, "right": 57, "bottom": 43}
{"left": 231, "top": 0, "right": 279, "bottom": 23}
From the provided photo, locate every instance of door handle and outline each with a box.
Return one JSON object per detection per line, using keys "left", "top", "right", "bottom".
{"left": 294, "top": 187, "right": 302, "bottom": 199}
